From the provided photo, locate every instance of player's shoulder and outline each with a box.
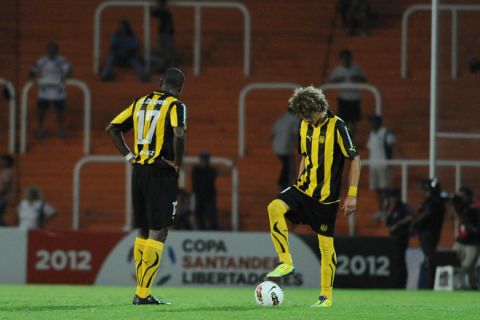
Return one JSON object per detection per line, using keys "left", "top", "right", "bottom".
{"left": 329, "top": 112, "right": 343, "bottom": 124}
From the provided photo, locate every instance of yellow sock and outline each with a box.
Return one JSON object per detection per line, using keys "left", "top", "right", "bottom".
{"left": 136, "top": 239, "right": 164, "bottom": 298}
{"left": 318, "top": 234, "right": 336, "bottom": 301}
{"left": 268, "top": 199, "right": 292, "bottom": 265}
{"left": 134, "top": 237, "right": 147, "bottom": 286}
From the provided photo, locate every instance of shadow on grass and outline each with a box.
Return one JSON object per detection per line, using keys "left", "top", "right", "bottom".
{"left": 158, "top": 305, "right": 295, "bottom": 313}
{"left": 0, "top": 304, "right": 121, "bottom": 312}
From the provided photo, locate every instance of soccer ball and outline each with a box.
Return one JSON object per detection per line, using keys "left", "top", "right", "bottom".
{"left": 254, "top": 281, "right": 284, "bottom": 307}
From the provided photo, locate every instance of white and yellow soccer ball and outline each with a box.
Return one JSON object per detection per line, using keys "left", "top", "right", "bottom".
{"left": 254, "top": 281, "right": 284, "bottom": 307}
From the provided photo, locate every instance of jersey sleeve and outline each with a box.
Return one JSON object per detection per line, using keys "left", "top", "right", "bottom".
{"left": 170, "top": 101, "right": 187, "bottom": 130}
{"left": 336, "top": 120, "right": 358, "bottom": 159}
{"left": 110, "top": 100, "right": 135, "bottom": 132}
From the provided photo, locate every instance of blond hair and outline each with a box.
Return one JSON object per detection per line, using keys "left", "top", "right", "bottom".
{"left": 288, "top": 86, "right": 329, "bottom": 118}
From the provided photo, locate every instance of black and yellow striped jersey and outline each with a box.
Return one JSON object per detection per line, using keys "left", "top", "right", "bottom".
{"left": 294, "top": 111, "right": 358, "bottom": 203}
{"left": 110, "top": 91, "right": 187, "bottom": 165}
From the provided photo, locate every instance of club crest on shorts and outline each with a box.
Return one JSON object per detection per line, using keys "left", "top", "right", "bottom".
{"left": 172, "top": 201, "right": 177, "bottom": 220}
{"left": 320, "top": 224, "right": 328, "bottom": 232}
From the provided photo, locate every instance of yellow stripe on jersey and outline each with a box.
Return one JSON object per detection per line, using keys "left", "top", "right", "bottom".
{"left": 170, "top": 103, "right": 178, "bottom": 127}
{"left": 320, "top": 118, "right": 337, "bottom": 202}
{"left": 305, "top": 126, "right": 321, "bottom": 197}
{"left": 111, "top": 103, "right": 134, "bottom": 125}
{"left": 300, "top": 121, "right": 308, "bottom": 154}
{"left": 297, "top": 121, "right": 309, "bottom": 186}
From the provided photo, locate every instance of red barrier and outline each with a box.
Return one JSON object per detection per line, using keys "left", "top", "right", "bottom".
{"left": 27, "top": 230, "right": 125, "bottom": 284}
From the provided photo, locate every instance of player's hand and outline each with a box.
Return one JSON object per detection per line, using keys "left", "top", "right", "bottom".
{"left": 162, "top": 157, "right": 179, "bottom": 172}
{"left": 342, "top": 196, "right": 357, "bottom": 216}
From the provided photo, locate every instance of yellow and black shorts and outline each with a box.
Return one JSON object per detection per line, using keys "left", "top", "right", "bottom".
{"left": 277, "top": 186, "right": 339, "bottom": 237}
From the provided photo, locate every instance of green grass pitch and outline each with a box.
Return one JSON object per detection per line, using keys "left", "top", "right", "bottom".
{"left": 1, "top": 285, "right": 479, "bottom": 320}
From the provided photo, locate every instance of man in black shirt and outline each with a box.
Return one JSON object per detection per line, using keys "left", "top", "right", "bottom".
{"left": 385, "top": 188, "right": 413, "bottom": 288}
{"left": 411, "top": 178, "right": 446, "bottom": 289}
{"left": 192, "top": 152, "right": 219, "bottom": 230}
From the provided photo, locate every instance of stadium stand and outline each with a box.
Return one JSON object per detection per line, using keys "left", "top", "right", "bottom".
{"left": 1, "top": 0, "right": 479, "bottom": 250}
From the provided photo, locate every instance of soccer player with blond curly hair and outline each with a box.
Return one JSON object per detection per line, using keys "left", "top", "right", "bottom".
{"left": 266, "top": 86, "right": 361, "bottom": 307}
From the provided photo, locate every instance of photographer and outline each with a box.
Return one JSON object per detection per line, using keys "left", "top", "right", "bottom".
{"left": 449, "top": 187, "right": 480, "bottom": 290}
{"left": 385, "top": 188, "right": 413, "bottom": 288}
{"left": 411, "top": 178, "right": 446, "bottom": 289}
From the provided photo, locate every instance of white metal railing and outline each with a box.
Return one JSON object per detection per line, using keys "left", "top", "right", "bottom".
{"left": 238, "top": 82, "right": 300, "bottom": 157}
{"left": 319, "top": 82, "right": 382, "bottom": 115}
{"left": 348, "top": 158, "right": 480, "bottom": 236}
{"left": 72, "top": 155, "right": 239, "bottom": 231}
{"left": 0, "top": 78, "right": 16, "bottom": 153}
{"left": 238, "top": 82, "right": 383, "bottom": 157}
{"left": 93, "top": 0, "right": 251, "bottom": 76}
{"left": 20, "top": 79, "right": 91, "bottom": 154}
{"left": 401, "top": 4, "right": 480, "bottom": 79}
{"left": 72, "top": 155, "right": 131, "bottom": 230}
{"left": 437, "top": 132, "right": 480, "bottom": 140}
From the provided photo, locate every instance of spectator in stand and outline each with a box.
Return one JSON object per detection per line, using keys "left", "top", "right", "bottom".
{"left": 349, "top": 0, "right": 371, "bottom": 36}
{"left": 336, "top": 0, "right": 371, "bottom": 36}
{"left": 411, "top": 178, "right": 446, "bottom": 289}
{"left": 449, "top": 187, "right": 480, "bottom": 290}
{"left": 30, "top": 42, "right": 72, "bottom": 139}
{"left": 367, "top": 115, "right": 404, "bottom": 221}
{"left": 192, "top": 152, "right": 223, "bottom": 230}
{"left": 0, "top": 155, "right": 14, "bottom": 226}
{"left": 385, "top": 188, "right": 413, "bottom": 288}
{"left": 17, "top": 186, "right": 56, "bottom": 230}
{"left": 100, "top": 20, "right": 149, "bottom": 82}
{"left": 151, "top": 0, "right": 176, "bottom": 73}
{"left": 336, "top": 0, "right": 351, "bottom": 28}
{"left": 271, "top": 109, "right": 300, "bottom": 190}
{"left": 174, "top": 189, "right": 196, "bottom": 230}
{"left": 329, "top": 49, "right": 366, "bottom": 139}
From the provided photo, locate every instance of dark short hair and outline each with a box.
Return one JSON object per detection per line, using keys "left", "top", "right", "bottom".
{"left": 459, "top": 186, "right": 474, "bottom": 204}
{"left": 0, "top": 154, "right": 14, "bottom": 168}
{"left": 386, "top": 188, "right": 401, "bottom": 199}
{"left": 340, "top": 49, "right": 352, "bottom": 59}
{"left": 162, "top": 68, "right": 185, "bottom": 89}
{"left": 368, "top": 114, "right": 382, "bottom": 124}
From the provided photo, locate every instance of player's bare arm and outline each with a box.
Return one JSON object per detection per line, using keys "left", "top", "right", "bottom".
{"left": 162, "top": 127, "right": 186, "bottom": 171}
{"left": 105, "top": 123, "right": 135, "bottom": 164}
{"left": 343, "top": 155, "right": 361, "bottom": 216}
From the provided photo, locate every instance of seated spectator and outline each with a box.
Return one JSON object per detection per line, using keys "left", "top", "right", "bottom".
{"left": 0, "top": 155, "right": 14, "bottom": 226}
{"left": 151, "top": 0, "right": 176, "bottom": 73}
{"left": 100, "top": 20, "right": 149, "bottom": 82}
{"left": 329, "top": 49, "right": 366, "bottom": 139}
{"left": 30, "top": 41, "right": 72, "bottom": 139}
{"left": 17, "top": 186, "right": 56, "bottom": 230}
{"left": 337, "top": 0, "right": 371, "bottom": 36}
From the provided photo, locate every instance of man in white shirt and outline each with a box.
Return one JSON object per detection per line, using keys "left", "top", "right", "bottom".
{"left": 367, "top": 115, "right": 403, "bottom": 220}
{"left": 30, "top": 42, "right": 72, "bottom": 139}
{"left": 329, "top": 49, "right": 366, "bottom": 139}
{"left": 271, "top": 110, "right": 300, "bottom": 190}
{"left": 17, "top": 186, "right": 56, "bottom": 230}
